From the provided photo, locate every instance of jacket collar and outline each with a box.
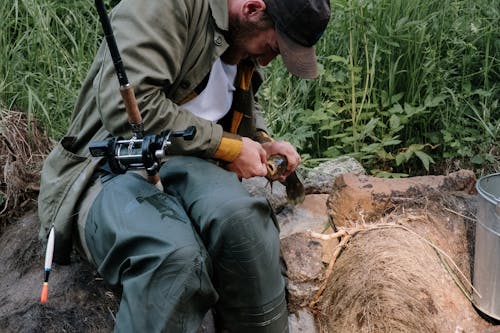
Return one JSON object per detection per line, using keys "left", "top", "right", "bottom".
{"left": 208, "top": 0, "right": 228, "bottom": 31}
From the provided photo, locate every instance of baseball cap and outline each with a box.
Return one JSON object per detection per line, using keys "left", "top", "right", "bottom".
{"left": 263, "top": 0, "right": 331, "bottom": 79}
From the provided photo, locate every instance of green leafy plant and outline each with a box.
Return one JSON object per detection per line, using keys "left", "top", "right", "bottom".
{"left": 260, "top": 0, "right": 499, "bottom": 176}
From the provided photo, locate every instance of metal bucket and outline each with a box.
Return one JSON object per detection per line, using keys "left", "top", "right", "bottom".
{"left": 473, "top": 173, "right": 500, "bottom": 320}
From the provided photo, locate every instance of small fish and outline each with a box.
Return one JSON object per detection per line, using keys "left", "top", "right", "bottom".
{"left": 266, "top": 154, "right": 305, "bottom": 205}
{"left": 266, "top": 154, "right": 289, "bottom": 182}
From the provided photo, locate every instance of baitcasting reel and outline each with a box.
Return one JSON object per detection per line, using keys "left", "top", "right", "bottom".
{"left": 89, "top": 126, "right": 196, "bottom": 175}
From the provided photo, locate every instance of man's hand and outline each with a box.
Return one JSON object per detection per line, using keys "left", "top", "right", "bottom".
{"left": 261, "top": 141, "right": 301, "bottom": 182}
{"left": 226, "top": 137, "right": 268, "bottom": 179}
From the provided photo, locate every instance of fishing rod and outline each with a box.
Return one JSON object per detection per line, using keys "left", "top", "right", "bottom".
{"left": 89, "top": 127, "right": 196, "bottom": 175}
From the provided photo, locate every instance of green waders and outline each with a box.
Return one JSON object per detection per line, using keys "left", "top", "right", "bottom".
{"left": 85, "top": 156, "right": 288, "bottom": 333}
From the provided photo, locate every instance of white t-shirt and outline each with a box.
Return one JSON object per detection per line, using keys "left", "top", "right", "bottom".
{"left": 181, "top": 58, "right": 237, "bottom": 121}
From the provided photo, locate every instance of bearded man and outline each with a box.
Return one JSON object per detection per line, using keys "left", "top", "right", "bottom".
{"left": 38, "top": 0, "right": 330, "bottom": 331}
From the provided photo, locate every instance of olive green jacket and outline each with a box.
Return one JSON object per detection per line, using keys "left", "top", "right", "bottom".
{"left": 38, "top": 0, "right": 267, "bottom": 263}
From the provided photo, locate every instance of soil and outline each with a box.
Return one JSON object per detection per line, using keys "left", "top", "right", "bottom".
{"left": 0, "top": 209, "right": 119, "bottom": 333}
{"left": 0, "top": 109, "right": 118, "bottom": 331}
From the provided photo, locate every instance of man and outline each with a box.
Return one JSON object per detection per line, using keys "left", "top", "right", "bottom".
{"left": 38, "top": 0, "right": 330, "bottom": 331}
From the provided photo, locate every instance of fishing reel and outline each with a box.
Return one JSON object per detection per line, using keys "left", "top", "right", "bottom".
{"left": 89, "top": 126, "right": 196, "bottom": 175}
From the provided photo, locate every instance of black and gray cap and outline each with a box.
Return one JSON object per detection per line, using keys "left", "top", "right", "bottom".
{"left": 264, "top": 0, "right": 331, "bottom": 78}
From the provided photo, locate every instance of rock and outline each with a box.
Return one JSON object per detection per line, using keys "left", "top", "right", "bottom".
{"left": 242, "top": 176, "right": 288, "bottom": 212}
{"left": 303, "top": 156, "right": 365, "bottom": 194}
{"left": 198, "top": 310, "right": 216, "bottom": 333}
{"left": 315, "top": 226, "right": 491, "bottom": 333}
{"left": 2, "top": 164, "right": 497, "bottom": 333}
{"left": 242, "top": 157, "right": 366, "bottom": 213}
{"left": 328, "top": 169, "right": 477, "bottom": 226}
{"left": 289, "top": 308, "right": 319, "bottom": 333}
{"left": 0, "top": 211, "right": 117, "bottom": 332}
{"left": 281, "top": 233, "right": 323, "bottom": 309}
{"left": 278, "top": 169, "right": 497, "bottom": 333}
{"left": 277, "top": 194, "right": 339, "bottom": 312}
{"left": 312, "top": 170, "right": 494, "bottom": 332}
{"left": 277, "top": 194, "right": 330, "bottom": 239}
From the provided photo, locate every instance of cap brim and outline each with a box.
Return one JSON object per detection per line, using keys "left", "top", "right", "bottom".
{"left": 276, "top": 30, "right": 318, "bottom": 79}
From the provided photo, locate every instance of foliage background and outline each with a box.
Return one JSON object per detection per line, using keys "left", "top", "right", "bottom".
{"left": 0, "top": 0, "right": 498, "bottom": 177}
{"left": 260, "top": 0, "right": 499, "bottom": 176}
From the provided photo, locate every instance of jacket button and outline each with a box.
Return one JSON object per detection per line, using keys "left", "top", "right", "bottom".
{"left": 214, "top": 36, "right": 223, "bottom": 46}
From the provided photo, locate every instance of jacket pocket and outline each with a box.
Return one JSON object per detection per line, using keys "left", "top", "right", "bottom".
{"left": 38, "top": 142, "right": 97, "bottom": 264}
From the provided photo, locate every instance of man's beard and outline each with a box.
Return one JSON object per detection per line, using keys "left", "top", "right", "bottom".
{"left": 221, "top": 15, "right": 273, "bottom": 64}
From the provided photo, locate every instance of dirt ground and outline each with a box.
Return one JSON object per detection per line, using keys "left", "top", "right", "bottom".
{"left": 0, "top": 109, "right": 119, "bottom": 332}
{"left": 0, "top": 209, "right": 119, "bottom": 332}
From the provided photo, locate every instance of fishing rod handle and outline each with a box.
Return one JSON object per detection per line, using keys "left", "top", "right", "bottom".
{"left": 120, "top": 84, "right": 143, "bottom": 130}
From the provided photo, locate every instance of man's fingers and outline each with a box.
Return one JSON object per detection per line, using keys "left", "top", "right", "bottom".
{"left": 226, "top": 138, "right": 272, "bottom": 178}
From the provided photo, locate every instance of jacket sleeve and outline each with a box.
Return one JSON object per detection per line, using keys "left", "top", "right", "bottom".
{"left": 93, "top": 0, "right": 225, "bottom": 158}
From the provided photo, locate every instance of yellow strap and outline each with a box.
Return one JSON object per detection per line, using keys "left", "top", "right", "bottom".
{"left": 239, "top": 64, "right": 254, "bottom": 91}
{"left": 230, "top": 111, "right": 244, "bottom": 134}
{"left": 228, "top": 64, "right": 254, "bottom": 134}
{"left": 256, "top": 130, "right": 274, "bottom": 143}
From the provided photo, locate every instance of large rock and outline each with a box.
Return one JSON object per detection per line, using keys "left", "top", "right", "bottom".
{"left": 242, "top": 176, "right": 288, "bottom": 212}
{"left": 315, "top": 227, "right": 490, "bottom": 333}
{"left": 328, "top": 169, "right": 477, "bottom": 226}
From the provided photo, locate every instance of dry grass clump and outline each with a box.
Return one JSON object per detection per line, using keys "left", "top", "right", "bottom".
{"left": 0, "top": 106, "right": 52, "bottom": 229}
{"left": 306, "top": 190, "right": 490, "bottom": 333}
{"left": 314, "top": 228, "right": 442, "bottom": 333}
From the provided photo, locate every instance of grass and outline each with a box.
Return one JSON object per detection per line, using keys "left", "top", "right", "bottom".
{"left": 0, "top": 0, "right": 101, "bottom": 138}
{"left": 259, "top": 0, "right": 499, "bottom": 176}
{"left": 0, "top": 0, "right": 498, "bottom": 176}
